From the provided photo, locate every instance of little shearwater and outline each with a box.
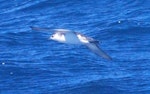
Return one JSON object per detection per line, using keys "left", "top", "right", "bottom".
{"left": 31, "top": 26, "right": 112, "bottom": 60}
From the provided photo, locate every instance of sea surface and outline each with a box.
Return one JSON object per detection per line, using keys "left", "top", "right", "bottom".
{"left": 0, "top": 0, "right": 150, "bottom": 94}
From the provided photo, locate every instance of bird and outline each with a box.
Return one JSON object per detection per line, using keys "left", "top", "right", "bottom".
{"left": 30, "top": 26, "right": 112, "bottom": 60}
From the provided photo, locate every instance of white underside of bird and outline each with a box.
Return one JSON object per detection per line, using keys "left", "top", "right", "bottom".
{"left": 31, "top": 26, "right": 112, "bottom": 60}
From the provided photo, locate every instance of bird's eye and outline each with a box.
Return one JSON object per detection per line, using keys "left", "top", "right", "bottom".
{"left": 51, "top": 35, "right": 54, "bottom": 37}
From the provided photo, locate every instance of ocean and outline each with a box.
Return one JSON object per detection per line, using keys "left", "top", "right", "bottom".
{"left": 0, "top": 0, "right": 150, "bottom": 94}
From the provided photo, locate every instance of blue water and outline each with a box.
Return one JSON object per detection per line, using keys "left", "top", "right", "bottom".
{"left": 0, "top": 0, "right": 150, "bottom": 94}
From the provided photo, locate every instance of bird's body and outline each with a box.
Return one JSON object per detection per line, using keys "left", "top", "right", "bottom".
{"left": 31, "top": 26, "right": 112, "bottom": 60}
{"left": 60, "top": 32, "right": 82, "bottom": 44}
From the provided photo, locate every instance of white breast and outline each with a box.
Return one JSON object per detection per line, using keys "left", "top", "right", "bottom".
{"left": 77, "top": 34, "right": 89, "bottom": 43}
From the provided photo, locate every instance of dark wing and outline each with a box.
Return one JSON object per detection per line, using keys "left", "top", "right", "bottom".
{"left": 85, "top": 42, "right": 112, "bottom": 60}
{"left": 30, "top": 26, "right": 53, "bottom": 32}
{"left": 30, "top": 26, "right": 71, "bottom": 33}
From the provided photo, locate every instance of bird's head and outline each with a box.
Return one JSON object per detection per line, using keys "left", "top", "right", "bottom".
{"left": 50, "top": 33, "right": 66, "bottom": 43}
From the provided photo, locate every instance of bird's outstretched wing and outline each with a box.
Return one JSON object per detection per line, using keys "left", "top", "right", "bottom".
{"left": 30, "top": 26, "right": 71, "bottom": 33}
{"left": 85, "top": 42, "right": 112, "bottom": 60}
{"left": 30, "top": 26, "right": 53, "bottom": 32}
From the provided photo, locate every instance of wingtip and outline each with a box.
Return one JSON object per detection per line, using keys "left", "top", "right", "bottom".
{"left": 104, "top": 54, "right": 112, "bottom": 61}
{"left": 107, "top": 57, "right": 113, "bottom": 61}
{"left": 30, "top": 26, "right": 37, "bottom": 30}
